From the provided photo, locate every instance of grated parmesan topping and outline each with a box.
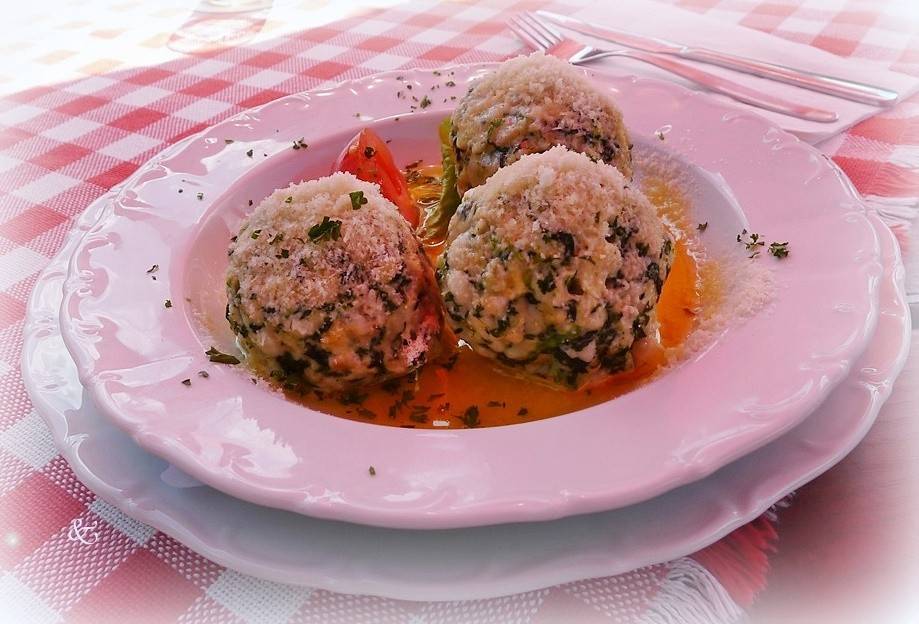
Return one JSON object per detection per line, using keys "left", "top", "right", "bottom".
{"left": 226, "top": 172, "right": 441, "bottom": 390}
{"left": 451, "top": 52, "right": 632, "bottom": 193}
{"left": 228, "top": 173, "right": 408, "bottom": 311}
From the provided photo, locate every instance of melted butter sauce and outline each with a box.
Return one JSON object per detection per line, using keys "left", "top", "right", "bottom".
{"left": 284, "top": 165, "right": 717, "bottom": 429}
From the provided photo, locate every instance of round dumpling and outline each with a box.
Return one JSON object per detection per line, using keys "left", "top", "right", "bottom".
{"left": 451, "top": 52, "right": 632, "bottom": 194}
{"left": 226, "top": 172, "right": 441, "bottom": 391}
{"left": 437, "top": 147, "right": 673, "bottom": 389}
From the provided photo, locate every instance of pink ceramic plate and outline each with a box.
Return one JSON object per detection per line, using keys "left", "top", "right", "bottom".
{"left": 59, "top": 64, "right": 881, "bottom": 529}
{"left": 25, "top": 194, "right": 908, "bottom": 600}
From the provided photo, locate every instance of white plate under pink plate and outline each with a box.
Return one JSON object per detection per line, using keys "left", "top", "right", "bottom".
{"left": 58, "top": 64, "right": 882, "bottom": 529}
{"left": 23, "top": 189, "right": 909, "bottom": 600}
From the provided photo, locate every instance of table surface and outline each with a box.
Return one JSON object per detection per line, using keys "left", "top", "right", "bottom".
{"left": 1, "top": 0, "right": 918, "bottom": 622}
{"left": 748, "top": 227, "right": 919, "bottom": 624}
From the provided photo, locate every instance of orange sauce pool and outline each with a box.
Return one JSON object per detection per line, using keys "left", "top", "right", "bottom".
{"left": 286, "top": 166, "right": 707, "bottom": 428}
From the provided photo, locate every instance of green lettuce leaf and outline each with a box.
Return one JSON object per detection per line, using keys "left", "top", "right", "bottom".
{"left": 420, "top": 117, "right": 461, "bottom": 243}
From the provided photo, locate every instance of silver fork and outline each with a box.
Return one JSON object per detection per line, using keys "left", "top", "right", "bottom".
{"left": 508, "top": 12, "right": 838, "bottom": 124}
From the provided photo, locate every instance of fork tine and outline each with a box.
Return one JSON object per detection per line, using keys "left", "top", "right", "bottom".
{"left": 520, "top": 12, "right": 563, "bottom": 46}
{"left": 508, "top": 14, "right": 552, "bottom": 51}
{"left": 507, "top": 17, "right": 544, "bottom": 51}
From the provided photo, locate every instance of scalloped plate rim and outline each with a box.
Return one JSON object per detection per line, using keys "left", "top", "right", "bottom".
{"left": 22, "top": 190, "right": 909, "bottom": 600}
{"left": 56, "top": 63, "right": 882, "bottom": 529}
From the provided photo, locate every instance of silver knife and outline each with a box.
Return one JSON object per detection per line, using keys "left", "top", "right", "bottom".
{"left": 537, "top": 10, "right": 899, "bottom": 107}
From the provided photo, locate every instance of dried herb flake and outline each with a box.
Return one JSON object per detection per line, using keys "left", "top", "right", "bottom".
{"left": 206, "top": 346, "right": 240, "bottom": 365}
{"left": 769, "top": 241, "right": 790, "bottom": 259}
{"left": 737, "top": 229, "right": 765, "bottom": 258}
{"left": 460, "top": 405, "right": 480, "bottom": 428}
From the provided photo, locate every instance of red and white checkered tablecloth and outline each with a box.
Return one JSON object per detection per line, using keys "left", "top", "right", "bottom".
{"left": 1, "top": 1, "right": 917, "bottom": 622}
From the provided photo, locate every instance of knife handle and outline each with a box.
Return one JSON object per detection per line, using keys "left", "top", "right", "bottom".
{"left": 683, "top": 47, "right": 899, "bottom": 107}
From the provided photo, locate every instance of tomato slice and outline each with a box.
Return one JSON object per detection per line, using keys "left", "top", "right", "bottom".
{"left": 333, "top": 129, "right": 419, "bottom": 228}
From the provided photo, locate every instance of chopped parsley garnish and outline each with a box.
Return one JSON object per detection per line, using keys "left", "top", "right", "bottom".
{"left": 769, "top": 241, "right": 790, "bottom": 258}
{"left": 381, "top": 379, "right": 401, "bottom": 394}
{"left": 368, "top": 466, "right": 376, "bottom": 476}
{"left": 419, "top": 95, "right": 431, "bottom": 109}
{"left": 196, "top": 192, "right": 204, "bottom": 200}
{"left": 655, "top": 130, "right": 665, "bottom": 141}
{"left": 278, "top": 249, "right": 289, "bottom": 259}
{"left": 349, "top": 190, "right": 368, "bottom": 210}
{"left": 181, "top": 378, "right": 191, "bottom": 386}
{"left": 197, "top": 370, "right": 209, "bottom": 378}
{"left": 419, "top": 117, "right": 462, "bottom": 245}
{"left": 250, "top": 229, "right": 262, "bottom": 239}
{"left": 340, "top": 390, "right": 367, "bottom": 405}
{"left": 363, "top": 146, "right": 375, "bottom": 158}
{"left": 566, "top": 276, "right": 584, "bottom": 295}
{"left": 245, "top": 149, "right": 253, "bottom": 158}
{"left": 536, "top": 271, "right": 555, "bottom": 295}
{"left": 206, "top": 346, "right": 240, "bottom": 365}
{"left": 697, "top": 222, "right": 708, "bottom": 232}
{"left": 268, "top": 232, "right": 284, "bottom": 244}
{"left": 284, "top": 196, "right": 293, "bottom": 204}
{"left": 737, "top": 229, "right": 765, "bottom": 258}
{"left": 164, "top": 299, "right": 172, "bottom": 308}
{"left": 445, "top": 80, "right": 456, "bottom": 87}
{"left": 224, "top": 139, "right": 234, "bottom": 144}
{"left": 355, "top": 407, "right": 377, "bottom": 420}
{"left": 146, "top": 264, "right": 159, "bottom": 274}
{"left": 307, "top": 216, "right": 342, "bottom": 242}
{"left": 292, "top": 137, "right": 308, "bottom": 150}
{"left": 460, "top": 405, "right": 480, "bottom": 428}
{"left": 441, "top": 352, "right": 459, "bottom": 370}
